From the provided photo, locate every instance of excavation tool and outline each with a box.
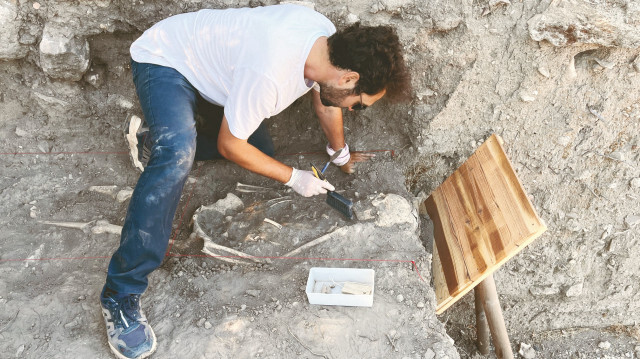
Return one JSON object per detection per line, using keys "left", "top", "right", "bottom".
{"left": 322, "top": 147, "right": 343, "bottom": 173}
{"left": 311, "top": 162, "right": 353, "bottom": 219}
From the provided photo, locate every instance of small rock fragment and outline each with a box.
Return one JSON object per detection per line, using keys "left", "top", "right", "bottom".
{"left": 608, "top": 151, "right": 624, "bottom": 161}
{"left": 630, "top": 178, "right": 640, "bottom": 188}
{"left": 530, "top": 285, "right": 559, "bottom": 296}
{"left": 537, "top": 66, "right": 550, "bottom": 78}
{"left": 566, "top": 281, "right": 583, "bottom": 297}
{"left": 204, "top": 321, "right": 212, "bottom": 329}
{"left": 519, "top": 343, "right": 536, "bottom": 359}
{"left": 346, "top": 13, "right": 359, "bottom": 24}
{"left": 424, "top": 348, "right": 435, "bottom": 359}
{"left": 116, "top": 187, "right": 134, "bottom": 202}
{"left": 598, "top": 341, "right": 611, "bottom": 350}
{"left": 417, "top": 301, "right": 425, "bottom": 308}
{"left": 625, "top": 215, "right": 640, "bottom": 228}
{"left": 15, "top": 127, "right": 28, "bottom": 137}
{"left": 396, "top": 294, "right": 404, "bottom": 303}
{"left": 29, "top": 206, "right": 38, "bottom": 218}
{"left": 246, "top": 289, "right": 261, "bottom": 297}
{"left": 16, "top": 344, "right": 25, "bottom": 357}
{"left": 520, "top": 93, "right": 536, "bottom": 102}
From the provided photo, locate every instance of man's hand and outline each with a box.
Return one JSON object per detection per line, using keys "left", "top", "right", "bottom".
{"left": 286, "top": 168, "right": 335, "bottom": 197}
{"left": 339, "top": 152, "right": 376, "bottom": 174}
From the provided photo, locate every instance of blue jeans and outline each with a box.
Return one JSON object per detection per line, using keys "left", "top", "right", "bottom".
{"left": 103, "top": 60, "right": 274, "bottom": 298}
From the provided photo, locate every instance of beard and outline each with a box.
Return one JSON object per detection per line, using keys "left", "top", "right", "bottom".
{"left": 318, "top": 83, "right": 355, "bottom": 107}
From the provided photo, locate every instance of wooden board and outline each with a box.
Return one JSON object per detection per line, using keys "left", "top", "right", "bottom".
{"left": 425, "top": 134, "right": 547, "bottom": 314}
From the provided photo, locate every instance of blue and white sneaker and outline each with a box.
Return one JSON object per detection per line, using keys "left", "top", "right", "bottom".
{"left": 124, "top": 115, "right": 151, "bottom": 172}
{"left": 100, "top": 293, "right": 157, "bottom": 359}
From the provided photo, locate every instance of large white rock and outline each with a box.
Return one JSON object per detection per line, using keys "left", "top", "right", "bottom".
{"left": 39, "top": 23, "right": 90, "bottom": 81}
{"left": 0, "top": 0, "right": 29, "bottom": 59}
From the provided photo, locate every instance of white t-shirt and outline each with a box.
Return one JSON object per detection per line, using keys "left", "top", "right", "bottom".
{"left": 130, "top": 4, "right": 336, "bottom": 139}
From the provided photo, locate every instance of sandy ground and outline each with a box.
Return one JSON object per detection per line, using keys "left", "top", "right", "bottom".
{"left": 2, "top": 1, "right": 640, "bottom": 358}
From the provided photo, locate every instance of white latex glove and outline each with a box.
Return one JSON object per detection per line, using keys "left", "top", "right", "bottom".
{"left": 285, "top": 168, "right": 335, "bottom": 197}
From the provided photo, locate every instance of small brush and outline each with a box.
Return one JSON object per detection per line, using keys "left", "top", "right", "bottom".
{"left": 326, "top": 191, "right": 353, "bottom": 220}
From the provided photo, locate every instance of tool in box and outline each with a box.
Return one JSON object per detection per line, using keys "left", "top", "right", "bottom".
{"left": 311, "top": 161, "right": 354, "bottom": 220}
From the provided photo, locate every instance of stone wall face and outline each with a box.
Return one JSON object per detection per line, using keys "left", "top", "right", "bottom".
{"left": 1, "top": 0, "right": 639, "bottom": 339}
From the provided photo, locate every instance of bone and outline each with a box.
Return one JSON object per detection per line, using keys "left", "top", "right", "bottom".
{"left": 41, "top": 220, "right": 122, "bottom": 235}
{"left": 282, "top": 226, "right": 348, "bottom": 258}
{"left": 236, "top": 182, "right": 274, "bottom": 193}
{"left": 263, "top": 218, "right": 283, "bottom": 229}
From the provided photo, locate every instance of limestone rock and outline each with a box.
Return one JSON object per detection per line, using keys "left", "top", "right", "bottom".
{"left": 625, "top": 214, "right": 640, "bottom": 228}
{"left": 0, "top": 0, "right": 29, "bottom": 60}
{"left": 566, "top": 281, "right": 584, "bottom": 297}
{"left": 371, "top": 193, "right": 417, "bottom": 231}
{"left": 529, "top": 285, "right": 559, "bottom": 297}
{"left": 528, "top": 3, "right": 640, "bottom": 48}
{"left": 519, "top": 343, "right": 536, "bottom": 359}
{"left": 39, "top": 24, "right": 90, "bottom": 81}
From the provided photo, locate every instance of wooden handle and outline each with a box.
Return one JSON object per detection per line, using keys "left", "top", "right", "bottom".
{"left": 475, "top": 275, "right": 514, "bottom": 359}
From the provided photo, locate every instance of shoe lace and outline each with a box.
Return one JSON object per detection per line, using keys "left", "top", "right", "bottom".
{"left": 110, "top": 294, "right": 143, "bottom": 329}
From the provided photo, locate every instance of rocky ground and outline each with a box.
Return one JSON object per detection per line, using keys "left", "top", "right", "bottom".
{"left": 1, "top": 0, "right": 640, "bottom": 358}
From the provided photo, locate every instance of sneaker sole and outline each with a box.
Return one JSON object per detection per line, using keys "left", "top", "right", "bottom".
{"left": 125, "top": 115, "right": 145, "bottom": 172}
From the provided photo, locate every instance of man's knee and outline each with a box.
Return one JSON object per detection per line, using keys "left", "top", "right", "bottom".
{"left": 151, "top": 130, "right": 197, "bottom": 173}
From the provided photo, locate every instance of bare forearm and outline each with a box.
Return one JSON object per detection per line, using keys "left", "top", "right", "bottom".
{"left": 312, "top": 90, "right": 345, "bottom": 150}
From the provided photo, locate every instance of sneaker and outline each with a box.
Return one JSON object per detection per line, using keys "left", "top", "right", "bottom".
{"left": 100, "top": 293, "right": 157, "bottom": 359}
{"left": 124, "top": 115, "right": 151, "bottom": 172}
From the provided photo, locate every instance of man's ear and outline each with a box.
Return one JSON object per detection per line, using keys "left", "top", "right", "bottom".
{"left": 339, "top": 71, "right": 360, "bottom": 86}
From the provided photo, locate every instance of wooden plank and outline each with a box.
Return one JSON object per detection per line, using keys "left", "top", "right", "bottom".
{"left": 465, "top": 154, "right": 514, "bottom": 263}
{"left": 431, "top": 240, "right": 453, "bottom": 310}
{"left": 428, "top": 134, "right": 547, "bottom": 314}
{"left": 487, "top": 138, "right": 546, "bottom": 245}
{"left": 474, "top": 146, "right": 531, "bottom": 240}
{"left": 426, "top": 191, "right": 468, "bottom": 297}
{"left": 453, "top": 159, "right": 507, "bottom": 269}
{"left": 440, "top": 177, "right": 485, "bottom": 281}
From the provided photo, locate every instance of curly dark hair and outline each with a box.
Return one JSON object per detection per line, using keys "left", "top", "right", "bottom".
{"left": 327, "top": 23, "right": 411, "bottom": 103}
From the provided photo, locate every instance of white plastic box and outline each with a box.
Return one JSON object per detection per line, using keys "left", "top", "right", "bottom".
{"left": 305, "top": 267, "right": 375, "bottom": 307}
